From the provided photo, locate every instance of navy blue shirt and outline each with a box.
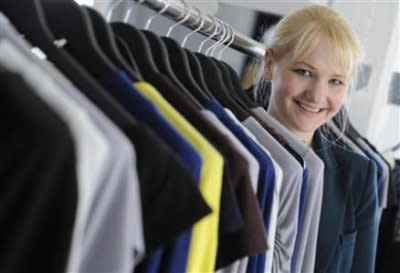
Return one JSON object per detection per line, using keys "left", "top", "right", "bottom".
{"left": 204, "top": 100, "right": 275, "bottom": 271}
{"left": 99, "top": 70, "right": 202, "bottom": 180}
{"left": 99, "top": 71, "right": 205, "bottom": 273}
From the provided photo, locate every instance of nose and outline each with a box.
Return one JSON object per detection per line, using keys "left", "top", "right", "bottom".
{"left": 304, "top": 79, "right": 327, "bottom": 103}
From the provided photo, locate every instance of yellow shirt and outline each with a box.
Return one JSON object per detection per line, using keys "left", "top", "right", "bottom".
{"left": 135, "top": 81, "right": 223, "bottom": 272}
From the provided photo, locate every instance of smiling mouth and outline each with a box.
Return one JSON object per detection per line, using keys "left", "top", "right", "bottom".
{"left": 294, "top": 100, "right": 323, "bottom": 113}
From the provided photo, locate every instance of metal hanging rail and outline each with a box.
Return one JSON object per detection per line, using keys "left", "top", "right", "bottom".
{"left": 133, "top": 0, "right": 266, "bottom": 58}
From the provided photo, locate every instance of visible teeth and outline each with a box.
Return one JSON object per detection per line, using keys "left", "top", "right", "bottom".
{"left": 298, "top": 102, "right": 320, "bottom": 113}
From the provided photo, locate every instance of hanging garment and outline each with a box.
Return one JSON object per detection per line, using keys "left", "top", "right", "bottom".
{"left": 0, "top": 22, "right": 151, "bottom": 270}
{"left": 223, "top": 109, "right": 282, "bottom": 273}
{"left": 252, "top": 107, "right": 325, "bottom": 273}
{"left": 203, "top": 99, "right": 277, "bottom": 272}
{"left": 356, "top": 138, "right": 390, "bottom": 208}
{"left": 83, "top": 68, "right": 212, "bottom": 255}
{"left": 223, "top": 108, "right": 277, "bottom": 273}
{"left": 0, "top": 39, "right": 115, "bottom": 273}
{"left": 242, "top": 116, "right": 303, "bottom": 273}
{"left": 133, "top": 81, "right": 224, "bottom": 273}
{"left": 202, "top": 109, "right": 276, "bottom": 273}
{"left": 0, "top": 67, "right": 77, "bottom": 273}
{"left": 98, "top": 70, "right": 203, "bottom": 181}
{"left": 131, "top": 70, "right": 267, "bottom": 270}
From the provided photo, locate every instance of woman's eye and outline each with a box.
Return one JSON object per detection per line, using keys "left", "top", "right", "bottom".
{"left": 329, "top": 79, "right": 344, "bottom": 86}
{"left": 294, "top": 69, "right": 312, "bottom": 77}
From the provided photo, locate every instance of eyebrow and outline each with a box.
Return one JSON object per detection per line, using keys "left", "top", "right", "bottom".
{"left": 294, "top": 61, "right": 347, "bottom": 79}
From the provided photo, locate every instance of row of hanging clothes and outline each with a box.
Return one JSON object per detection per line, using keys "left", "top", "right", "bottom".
{"left": 0, "top": 0, "right": 397, "bottom": 273}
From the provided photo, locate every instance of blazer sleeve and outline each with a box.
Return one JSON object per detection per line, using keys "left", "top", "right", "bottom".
{"left": 351, "top": 160, "right": 379, "bottom": 273}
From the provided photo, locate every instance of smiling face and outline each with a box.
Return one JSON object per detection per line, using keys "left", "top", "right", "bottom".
{"left": 265, "top": 36, "right": 350, "bottom": 144}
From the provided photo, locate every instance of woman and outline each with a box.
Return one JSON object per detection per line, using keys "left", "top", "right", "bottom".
{"left": 258, "top": 5, "right": 379, "bottom": 273}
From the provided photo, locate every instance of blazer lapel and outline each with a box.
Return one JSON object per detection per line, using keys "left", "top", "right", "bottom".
{"left": 313, "top": 131, "right": 348, "bottom": 273}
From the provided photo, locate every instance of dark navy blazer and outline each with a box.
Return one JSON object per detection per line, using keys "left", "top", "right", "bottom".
{"left": 313, "top": 131, "right": 379, "bottom": 273}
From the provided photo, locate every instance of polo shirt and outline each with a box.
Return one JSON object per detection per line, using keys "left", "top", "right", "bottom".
{"left": 0, "top": 67, "right": 77, "bottom": 273}
{"left": 0, "top": 24, "right": 147, "bottom": 271}
{"left": 128, "top": 71, "right": 266, "bottom": 270}
{"left": 98, "top": 70, "right": 202, "bottom": 179}
{"left": 133, "top": 81, "right": 224, "bottom": 273}
{"left": 252, "top": 108, "right": 325, "bottom": 273}
{"left": 0, "top": 40, "right": 112, "bottom": 273}
{"left": 243, "top": 116, "right": 303, "bottom": 273}
{"left": 204, "top": 101, "right": 273, "bottom": 271}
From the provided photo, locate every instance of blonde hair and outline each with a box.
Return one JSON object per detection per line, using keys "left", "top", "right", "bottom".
{"left": 267, "top": 4, "right": 364, "bottom": 80}
{"left": 251, "top": 5, "right": 364, "bottom": 145}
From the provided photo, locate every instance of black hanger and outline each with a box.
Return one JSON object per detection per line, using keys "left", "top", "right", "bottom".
{"left": 213, "top": 59, "right": 253, "bottom": 109}
{"left": 0, "top": 0, "right": 141, "bottom": 133}
{"left": 40, "top": 0, "right": 116, "bottom": 79}
{"left": 139, "top": 30, "right": 185, "bottom": 93}
{"left": 184, "top": 48, "right": 214, "bottom": 97}
{"left": 0, "top": 0, "right": 55, "bottom": 50}
{"left": 111, "top": 22, "right": 203, "bottom": 109}
{"left": 111, "top": 22, "right": 159, "bottom": 76}
{"left": 83, "top": 6, "right": 142, "bottom": 81}
{"left": 220, "top": 61, "right": 258, "bottom": 108}
{"left": 114, "top": 35, "right": 143, "bottom": 79}
{"left": 195, "top": 52, "right": 249, "bottom": 121}
{"left": 137, "top": 30, "right": 204, "bottom": 108}
{"left": 160, "top": 35, "right": 211, "bottom": 104}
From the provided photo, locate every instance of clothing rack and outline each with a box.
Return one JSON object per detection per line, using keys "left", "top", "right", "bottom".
{"left": 132, "top": 0, "right": 266, "bottom": 58}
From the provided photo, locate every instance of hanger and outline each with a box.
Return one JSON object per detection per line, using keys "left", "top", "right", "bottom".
{"left": 39, "top": 0, "right": 117, "bottom": 79}
{"left": 159, "top": 8, "right": 212, "bottom": 104}
{"left": 183, "top": 14, "right": 218, "bottom": 97}
{"left": 0, "top": 0, "right": 55, "bottom": 51}
{"left": 213, "top": 25, "right": 257, "bottom": 108}
{"left": 195, "top": 57, "right": 249, "bottom": 121}
{"left": 162, "top": 0, "right": 215, "bottom": 99}
{"left": 223, "top": 61, "right": 258, "bottom": 108}
{"left": 192, "top": 19, "right": 249, "bottom": 120}
{"left": 111, "top": 22, "right": 159, "bottom": 76}
{"left": 130, "top": 0, "right": 188, "bottom": 90}
{"left": 114, "top": 34, "right": 142, "bottom": 77}
{"left": 83, "top": 6, "right": 142, "bottom": 81}
{"left": 211, "top": 25, "right": 237, "bottom": 94}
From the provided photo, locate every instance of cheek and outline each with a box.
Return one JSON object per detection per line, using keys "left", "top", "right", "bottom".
{"left": 271, "top": 73, "right": 298, "bottom": 101}
{"left": 331, "top": 90, "right": 348, "bottom": 109}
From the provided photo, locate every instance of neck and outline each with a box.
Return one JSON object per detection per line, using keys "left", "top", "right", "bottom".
{"left": 267, "top": 106, "right": 314, "bottom": 147}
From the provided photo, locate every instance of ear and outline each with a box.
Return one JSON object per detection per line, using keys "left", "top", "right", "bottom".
{"left": 264, "top": 49, "right": 274, "bottom": 81}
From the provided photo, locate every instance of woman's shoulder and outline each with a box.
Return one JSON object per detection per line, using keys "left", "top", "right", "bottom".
{"left": 330, "top": 142, "right": 372, "bottom": 171}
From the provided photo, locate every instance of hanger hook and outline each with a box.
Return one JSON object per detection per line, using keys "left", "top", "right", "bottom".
{"left": 207, "top": 18, "right": 225, "bottom": 56}
{"left": 181, "top": 8, "right": 204, "bottom": 47}
{"left": 214, "top": 20, "right": 231, "bottom": 57}
{"left": 123, "top": 0, "right": 146, "bottom": 23}
{"left": 144, "top": 0, "right": 170, "bottom": 30}
{"left": 217, "top": 24, "right": 235, "bottom": 60}
{"left": 166, "top": 0, "right": 191, "bottom": 37}
{"left": 106, "top": 0, "right": 124, "bottom": 22}
{"left": 212, "top": 21, "right": 230, "bottom": 57}
{"left": 204, "top": 18, "right": 222, "bottom": 55}
{"left": 198, "top": 15, "right": 218, "bottom": 52}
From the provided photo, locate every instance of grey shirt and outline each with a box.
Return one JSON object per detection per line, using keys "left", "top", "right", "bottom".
{"left": 0, "top": 19, "right": 144, "bottom": 273}
{"left": 243, "top": 115, "right": 303, "bottom": 273}
{"left": 252, "top": 107, "right": 325, "bottom": 273}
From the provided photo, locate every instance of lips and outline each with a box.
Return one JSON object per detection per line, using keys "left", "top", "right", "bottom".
{"left": 294, "top": 100, "right": 324, "bottom": 113}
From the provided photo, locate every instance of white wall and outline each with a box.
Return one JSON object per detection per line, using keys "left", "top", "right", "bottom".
{"left": 331, "top": 1, "right": 399, "bottom": 151}
{"left": 220, "top": 0, "right": 332, "bottom": 15}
